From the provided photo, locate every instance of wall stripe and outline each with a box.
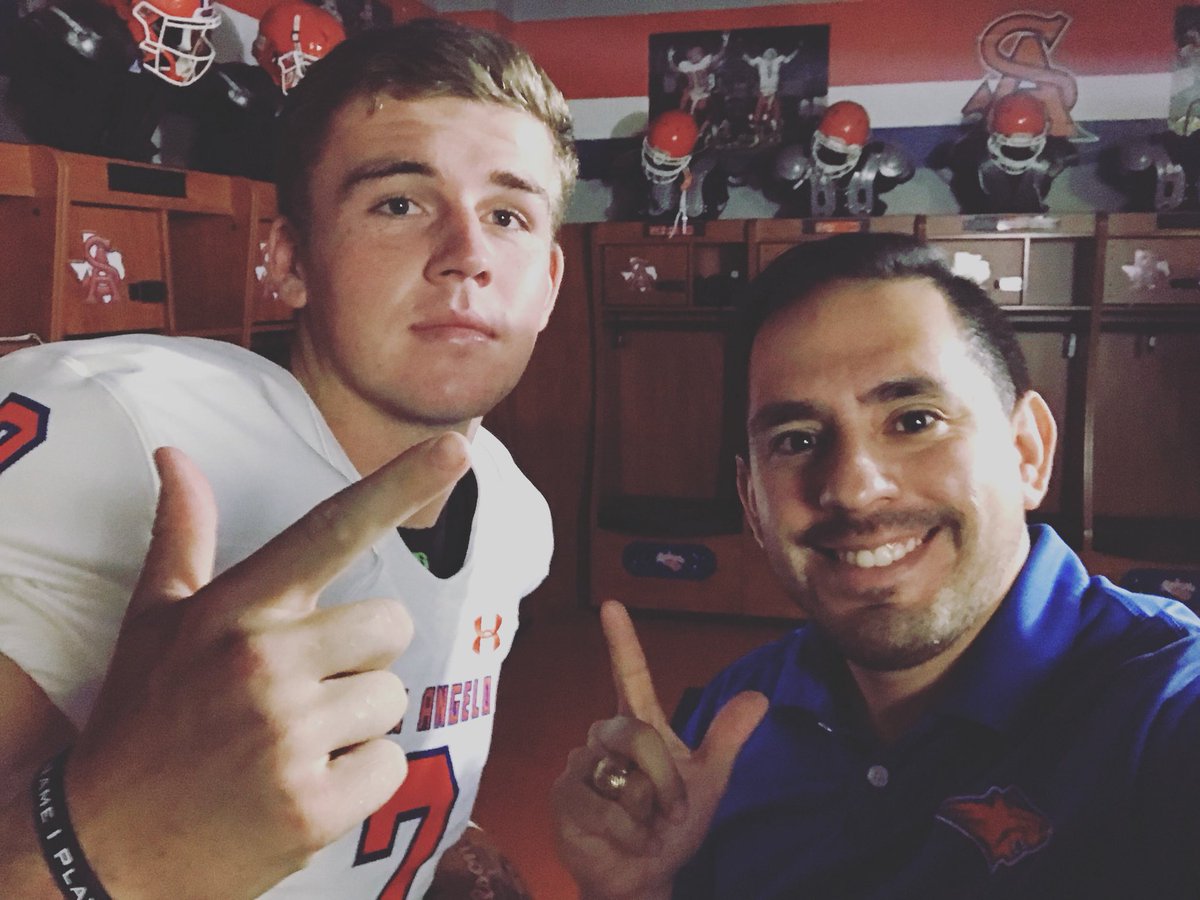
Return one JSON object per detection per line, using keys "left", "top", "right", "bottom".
{"left": 217, "top": 1, "right": 1184, "bottom": 100}
{"left": 425, "top": 0, "right": 857, "bottom": 20}
{"left": 505, "top": 1, "right": 1181, "bottom": 101}
{"left": 207, "top": 0, "right": 1189, "bottom": 222}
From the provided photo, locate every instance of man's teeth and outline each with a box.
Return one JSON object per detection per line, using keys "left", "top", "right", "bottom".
{"left": 837, "top": 536, "right": 922, "bottom": 568}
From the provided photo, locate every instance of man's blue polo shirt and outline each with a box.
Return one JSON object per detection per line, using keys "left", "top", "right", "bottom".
{"left": 674, "top": 526, "right": 1200, "bottom": 899}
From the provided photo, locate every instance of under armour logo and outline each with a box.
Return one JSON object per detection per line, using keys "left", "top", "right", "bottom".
{"left": 68, "top": 232, "right": 126, "bottom": 305}
{"left": 473, "top": 615, "right": 502, "bottom": 654}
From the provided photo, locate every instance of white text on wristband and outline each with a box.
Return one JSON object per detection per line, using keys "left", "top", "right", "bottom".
{"left": 32, "top": 749, "right": 112, "bottom": 900}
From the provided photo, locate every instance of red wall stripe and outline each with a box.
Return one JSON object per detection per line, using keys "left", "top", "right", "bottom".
{"left": 512, "top": 1, "right": 1180, "bottom": 99}
{"left": 217, "top": 1, "right": 1181, "bottom": 99}
{"left": 222, "top": 0, "right": 434, "bottom": 22}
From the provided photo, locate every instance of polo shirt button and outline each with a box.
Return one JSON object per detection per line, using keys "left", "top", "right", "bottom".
{"left": 866, "top": 764, "right": 889, "bottom": 788}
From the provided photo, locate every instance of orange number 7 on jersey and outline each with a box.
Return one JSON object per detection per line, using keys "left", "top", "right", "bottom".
{"left": 0, "top": 394, "right": 50, "bottom": 476}
{"left": 355, "top": 747, "right": 460, "bottom": 899}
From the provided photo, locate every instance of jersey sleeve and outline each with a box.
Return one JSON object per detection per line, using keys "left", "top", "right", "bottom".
{"left": 0, "top": 345, "right": 159, "bottom": 726}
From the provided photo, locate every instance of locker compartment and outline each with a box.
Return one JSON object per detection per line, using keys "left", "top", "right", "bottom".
{"left": 692, "top": 243, "right": 748, "bottom": 308}
{"left": 1092, "top": 328, "right": 1200, "bottom": 561}
{"left": 595, "top": 325, "right": 741, "bottom": 530}
{"left": 50, "top": 152, "right": 252, "bottom": 340}
{"left": 170, "top": 211, "right": 246, "bottom": 337}
{"left": 1102, "top": 237, "right": 1200, "bottom": 305}
{"left": 1025, "top": 238, "right": 1090, "bottom": 307}
{"left": 601, "top": 243, "right": 689, "bottom": 306}
{"left": 60, "top": 205, "right": 169, "bottom": 335}
{"left": 930, "top": 238, "right": 1026, "bottom": 305}
{"left": 1016, "top": 329, "right": 1077, "bottom": 523}
{"left": 0, "top": 143, "right": 57, "bottom": 341}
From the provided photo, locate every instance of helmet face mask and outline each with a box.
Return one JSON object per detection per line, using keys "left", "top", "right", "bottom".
{"left": 641, "top": 140, "right": 691, "bottom": 183}
{"left": 812, "top": 100, "right": 869, "bottom": 180}
{"left": 986, "top": 129, "right": 1047, "bottom": 174}
{"left": 275, "top": 41, "right": 318, "bottom": 93}
{"left": 812, "top": 132, "right": 861, "bottom": 179}
{"left": 987, "top": 92, "right": 1049, "bottom": 175}
{"left": 130, "top": 0, "right": 219, "bottom": 86}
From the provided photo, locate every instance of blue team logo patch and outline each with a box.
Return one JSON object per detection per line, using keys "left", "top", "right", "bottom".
{"left": 0, "top": 393, "right": 50, "bottom": 475}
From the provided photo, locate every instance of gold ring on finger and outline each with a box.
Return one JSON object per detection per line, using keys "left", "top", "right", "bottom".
{"left": 590, "top": 755, "right": 633, "bottom": 801}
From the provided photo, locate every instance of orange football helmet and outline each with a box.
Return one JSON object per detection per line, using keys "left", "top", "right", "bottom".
{"left": 987, "top": 92, "right": 1048, "bottom": 175}
{"left": 253, "top": 2, "right": 346, "bottom": 94}
{"left": 812, "top": 100, "right": 870, "bottom": 179}
{"left": 641, "top": 110, "right": 700, "bottom": 184}
{"left": 107, "top": 0, "right": 220, "bottom": 86}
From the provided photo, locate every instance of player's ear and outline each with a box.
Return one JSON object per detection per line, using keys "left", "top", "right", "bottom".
{"left": 265, "top": 218, "right": 309, "bottom": 310}
{"left": 1012, "top": 389, "right": 1056, "bottom": 511}
{"left": 536, "top": 241, "right": 565, "bottom": 332}
{"left": 736, "top": 455, "right": 765, "bottom": 547}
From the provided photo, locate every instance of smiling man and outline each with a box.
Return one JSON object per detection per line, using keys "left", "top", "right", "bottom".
{"left": 553, "top": 233, "right": 1200, "bottom": 900}
{"left": 0, "top": 18, "right": 574, "bottom": 900}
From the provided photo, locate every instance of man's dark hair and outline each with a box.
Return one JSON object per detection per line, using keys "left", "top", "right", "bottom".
{"left": 734, "top": 232, "right": 1031, "bottom": 447}
{"left": 275, "top": 17, "right": 578, "bottom": 236}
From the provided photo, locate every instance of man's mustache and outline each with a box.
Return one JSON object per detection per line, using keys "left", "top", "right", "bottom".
{"left": 801, "top": 509, "right": 958, "bottom": 547}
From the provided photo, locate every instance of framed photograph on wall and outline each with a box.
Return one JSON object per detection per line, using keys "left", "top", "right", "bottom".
{"left": 1170, "top": 6, "right": 1200, "bottom": 135}
{"left": 648, "top": 24, "right": 830, "bottom": 156}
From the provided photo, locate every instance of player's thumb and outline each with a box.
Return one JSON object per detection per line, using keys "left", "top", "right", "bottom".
{"left": 127, "top": 447, "right": 218, "bottom": 617}
{"left": 693, "top": 691, "right": 768, "bottom": 782}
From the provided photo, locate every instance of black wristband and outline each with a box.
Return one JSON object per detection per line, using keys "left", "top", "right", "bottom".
{"left": 32, "top": 748, "right": 112, "bottom": 900}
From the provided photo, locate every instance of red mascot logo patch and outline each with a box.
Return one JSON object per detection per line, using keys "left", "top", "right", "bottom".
{"left": 935, "top": 785, "right": 1053, "bottom": 871}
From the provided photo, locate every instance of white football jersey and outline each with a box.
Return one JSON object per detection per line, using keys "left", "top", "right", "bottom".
{"left": 0, "top": 335, "right": 552, "bottom": 899}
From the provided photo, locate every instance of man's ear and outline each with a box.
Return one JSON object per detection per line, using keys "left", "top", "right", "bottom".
{"left": 536, "top": 241, "right": 565, "bottom": 332}
{"left": 736, "top": 455, "right": 765, "bottom": 548}
{"left": 264, "top": 218, "right": 308, "bottom": 311}
{"left": 1012, "top": 390, "right": 1057, "bottom": 511}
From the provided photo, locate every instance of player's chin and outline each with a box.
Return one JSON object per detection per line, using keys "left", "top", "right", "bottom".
{"left": 403, "top": 388, "right": 512, "bottom": 429}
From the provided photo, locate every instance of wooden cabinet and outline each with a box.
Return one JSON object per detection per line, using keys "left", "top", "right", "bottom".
{"left": 588, "top": 220, "right": 795, "bottom": 618}
{"left": 0, "top": 143, "right": 59, "bottom": 344}
{"left": 0, "top": 141, "right": 278, "bottom": 350}
{"left": 6, "top": 143, "right": 1197, "bottom": 618}
{"left": 589, "top": 212, "right": 1199, "bottom": 619}
{"left": 1090, "top": 213, "right": 1200, "bottom": 563}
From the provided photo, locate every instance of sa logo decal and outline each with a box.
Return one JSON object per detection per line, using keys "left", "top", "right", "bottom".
{"left": 0, "top": 393, "right": 50, "bottom": 475}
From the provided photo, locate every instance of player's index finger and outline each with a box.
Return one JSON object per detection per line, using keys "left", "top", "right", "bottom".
{"left": 220, "top": 432, "right": 470, "bottom": 606}
{"left": 600, "top": 600, "right": 668, "bottom": 730}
